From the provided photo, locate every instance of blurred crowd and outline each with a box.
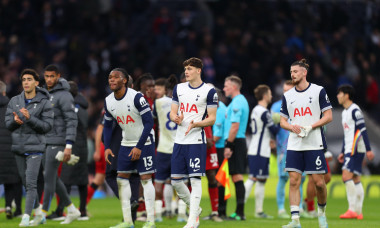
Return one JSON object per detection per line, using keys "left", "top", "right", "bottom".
{"left": 1, "top": 0, "right": 380, "bottom": 131}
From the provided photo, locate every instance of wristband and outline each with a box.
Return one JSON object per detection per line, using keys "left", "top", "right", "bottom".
{"left": 225, "top": 140, "right": 234, "bottom": 149}
{"left": 66, "top": 144, "right": 72, "bottom": 149}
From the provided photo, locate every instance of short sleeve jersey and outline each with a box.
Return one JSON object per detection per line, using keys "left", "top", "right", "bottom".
{"left": 342, "top": 103, "right": 367, "bottom": 154}
{"left": 248, "top": 105, "right": 274, "bottom": 158}
{"left": 172, "top": 82, "right": 217, "bottom": 145}
{"left": 212, "top": 101, "right": 227, "bottom": 148}
{"left": 153, "top": 95, "right": 177, "bottom": 154}
{"left": 104, "top": 88, "right": 154, "bottom": 147}
{"left": 224, "top": 94, "right": 249, "bottom": 140}
{"left": 280, "top": 83, "right": 332, "bottom": 151}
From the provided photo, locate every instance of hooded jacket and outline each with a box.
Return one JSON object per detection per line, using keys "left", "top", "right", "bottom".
{"left": 5, "top": 87, "right": 54, "bottom": 154}
{"left": 45, "top": 78, "right": 77, "bottom": 145}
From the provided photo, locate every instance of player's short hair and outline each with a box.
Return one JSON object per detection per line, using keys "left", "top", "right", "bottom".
{"left": 183, "top": 57, "right": 203, "bottom": 69}
{"left": 0, "top": 81, "right": 6, "bottom": 94}
{"left": 21, "top": 68, "right": 40, "bottom": 81}
{"left": 225, "top": 75, "right": 242, "bottom": 90}
{"left": 135, "top": 73, "right": 154, "bottom": 91}
{"left": 291, "top": 58, "right": 309, "bottom": 71}
{"left": 155, "top": 78, "right": 166, "bottom": 87}
{"left": 68, "top": 81, "right": 78, "bottom": 97}
{"left": 166, "top": 74, "right": 178, "bottom": 91}
{"left": 44, "top": 64, "right": 60, "bottom": 74}
{"left": 284, "top": 80, "right": 293, "bottom": 86}
{"left": 254, "top": 84, "right": 270, "bottom": 101}
{"left": 337, "top": 84, "right": 355, "bottom": 101}
{"left": 112, "top": 68, "right": 129, "bottom": 81}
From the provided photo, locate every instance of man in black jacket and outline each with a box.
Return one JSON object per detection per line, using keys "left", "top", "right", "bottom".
{"left": 5, "top": 69, "right": 54, "bottom": 226}
{"left": 0, "top": 80, "right": 23, "bottom": 219}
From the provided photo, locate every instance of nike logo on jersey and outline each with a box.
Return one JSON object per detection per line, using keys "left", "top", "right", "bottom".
{"left": 316, "top": 166, "right": 322, "bottom": 170}
{"left": 179, "top": 94, "right": 183, "bottom": 97}
{"left": 146, "top": 166, "right": 153, "bottom": 170}
{"left": 111, "top": 108, "right": 115, "bottom": 111}
{"left": 290, "top": 101, "right": 295, "bottom": 104}
{"left": 52, "top": 146, "right": 57, "bottom": 149}
{"left": 32, "top": 156, "right": 38, "bottom": 159}
{"left": 193, "top": 169, "right": 200, "bottom": 172}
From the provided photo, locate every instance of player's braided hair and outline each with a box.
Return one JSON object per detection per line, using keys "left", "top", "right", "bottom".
{"left": 166, "top": 74, "right": 178, "bottom": 91}
{"left": 111, "top": 68, "right": 130, "bottom": 85}
{"left": 291, "top": 58, "right": 309, "bottom": 70}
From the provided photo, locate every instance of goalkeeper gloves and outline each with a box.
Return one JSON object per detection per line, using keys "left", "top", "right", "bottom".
{"left": 298, "top": 125, "right": 312, "bottom": 138}
{"left": 55, "top": 151, "right": 80, "bottom": 165}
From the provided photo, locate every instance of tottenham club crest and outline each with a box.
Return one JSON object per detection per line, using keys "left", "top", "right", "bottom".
{"left": 213, "top": 93, "right": 218, "bottom": 103}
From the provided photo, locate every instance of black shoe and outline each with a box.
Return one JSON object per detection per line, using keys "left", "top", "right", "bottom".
{"left": 13, "top": 210, "right": 22, "bottom": 218}
{"left": 5, "top": 207, "right": 12, "bottom": 219}
{"left": 46, "top": 210, "right": 65, "bottom": 221}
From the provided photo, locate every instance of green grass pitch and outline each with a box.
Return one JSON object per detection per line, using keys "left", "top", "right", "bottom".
{"left": 1, "top": 175, "right": 379, "bottom": 228}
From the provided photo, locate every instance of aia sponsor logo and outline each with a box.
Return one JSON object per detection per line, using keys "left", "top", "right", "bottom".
{"left": 180, "top": 103, "right": 198, "bottom": 113}
{"left": 117, "top": 115, "right": 135, "bottom": 124}
{"left": 293, "top": 107, "right": 312, "bottom": 117}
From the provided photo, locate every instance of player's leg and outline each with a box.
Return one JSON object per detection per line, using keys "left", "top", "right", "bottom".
{"left": 87, "top": 145, "right": 107, "bottom": 205}
{"left": 353, "top": 175, "right": 364, "bottom": 219}
{"left": 106, "top": 169, "right": 119, "bottom": 198}
{"left": 277, "top": 153, "right": 289, "bottom": 218}
{"left": 138, "top": 143, "right": 156, "bottom": 228}
{"left": 216, "top": 148, "right": 227, "bottom": 217}
{"left": 282, "top": 150, "right": 304, "bottom": 228}
{"left": 112, "top": 146, "right": 135, "bottom": 228}
{"left": 229, "top": 138, "right": 247, "bottom": 220}
{"left": 244, "top": 155, "right": 256, "bottom": 203}
{"left": 205, "top": 168, "right": 222, "bottom": 221}
{"left": 163, "top": 180, "right": 173, "bottom": 217}
{"left": 306, "top": 150, "right": 328, "bottom": 228}
{"left": 340, "top": 152, "right": 358, "bottom": 219}
{"left": 154, "top": 152, "right": 171, "bottom": 222}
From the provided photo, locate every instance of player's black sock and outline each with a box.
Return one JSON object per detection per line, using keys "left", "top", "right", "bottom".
{"left": 105, "top": 170, "right": 119, "bottom": 198}
{"left": 90, "top": 182, "right": 98, "bottom": 190}
{"left": 78, "top": 185, "right": 87, "bottom": 214}
{"left": 218, "top": 186, "right": 226, "bottom": 216}
{"left": 235, "top": 180, "right": 245, "bottom": 215}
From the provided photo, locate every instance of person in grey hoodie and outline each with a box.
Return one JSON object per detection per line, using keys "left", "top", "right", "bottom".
{"left": 33, "top": 64, "right": 81, "bottom": 225}
{"left": 5, "top": 69, "right": 54, "bottom": 226}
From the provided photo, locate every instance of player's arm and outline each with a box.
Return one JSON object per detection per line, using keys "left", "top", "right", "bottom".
{"left": 352, "top": 109, "right": 374, "bottom": 160}
{"left": 135, "top": 94, "right": 154, "bottom": 150}
{"left": 94, "top": 122, "right": 104, "bottom": 162}
{"left": 103, "top": 100, "right": 114, "bottom": 164}
{"left": 25, "top": 99, "right": 54, "bottom": 134}
{"left": 193, "top": 107, "right": 217, "bottom": 128}
{"left": 60, "top": 92, "right": 78, "bottom": 162}
{"left": 212, "top": 107, "right": 224, "bottom": 142}
{"left": 310, "top": 108, "right": 333, "bottom": 129}
{"left": 5, "top": 99, "right": 23, "bottom": 130}
{"left": 338, "top": 139, "right": 345, "bottom": 163}
{"left": 263, "top": 111, "right": 280, "bottom": 135}
{"left": 169, "top": 85, "right": 183, "bottom": 125}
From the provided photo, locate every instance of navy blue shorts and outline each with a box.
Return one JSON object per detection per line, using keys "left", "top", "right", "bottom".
{"left": 285, "top": 150, "right": 327, "bottom": 174}
{"left": 171, "top": 143, "right": 206, "bottom": 178}
{"left": 248, "top": 155, "right": 269, "bottom": 179}
{"left": 117, "top": 144, "right": 156, "bottom": 175}
{"left": 342, "top": 152, "right": 365, "bottom": 176}
{"left": 155, "top": 152, "right": 172, "bottom": 182}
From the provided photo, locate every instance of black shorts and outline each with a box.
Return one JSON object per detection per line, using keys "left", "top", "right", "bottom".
{"left": 229, "top": 138, "right": 247, "bottom": 175}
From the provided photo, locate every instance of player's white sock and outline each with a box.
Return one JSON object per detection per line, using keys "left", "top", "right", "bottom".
{"left": 67, "top": 203, "right": 77, "bottom": 213}
{"left": 178, "top": 199, "right": 187, "bottom": 216}
{"left": 188, "top": 178, "right": 202, "bottom": 225}
{"left": 141, "top": 179, "right": 155, "bottom": 222}
{"left": 317, "top": 203, "right": 326, "bottom": 217}
{"left": 344, "top": 179, "right": 356, "bottom": 211}
{"left": 155, "top": 200, "right": 163, "bottom": 217}
{"left": 172, "top": 179, "right": 191, "bottom": 206}
{"left": 255, "top": 181, "right": 265, "bottom": 214}
{"left": 117, "top": 177, "right": 133, "bottom": 223}
{"left": 355, "top": 182, "right": 364, "bottom": 214}
{"left": 164, "top": 184, "right": 173, "bottom": 213}
{"left": 290, "top": 205, "right": 300, "bottom": 221}
{"left": 244, "top": 178, "right": 255, "bottom": 203}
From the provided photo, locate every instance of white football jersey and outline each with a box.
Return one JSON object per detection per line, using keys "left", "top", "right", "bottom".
{"left": 104, "top": 88, "right": 154, "bottom": 147}
{"left": 280, "top": 83, "right": 332, "bottom": 151}
{"left": 153, "top": 96, "right": 177, "bottom": 154}
{"left": 248, "top": 105, "right": 275, "bottom": 158}
{"left": 342, "top": 103, "right": 366, "bottom": 154}
{"left": 172, "top": 82, "right": 218, "bottom": 144}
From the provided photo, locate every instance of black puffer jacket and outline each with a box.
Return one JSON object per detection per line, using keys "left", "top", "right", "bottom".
{"left": 0, "top": 95, "right": 20, "bottom": 184}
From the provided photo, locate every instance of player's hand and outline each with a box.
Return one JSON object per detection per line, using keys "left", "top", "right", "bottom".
{"left": 298, "top": 125, "right": 312, "bottom": 137}
{"left": 291, "top": 124, "right": 302, "bottom": 135}
{"left": 13, "top": 112, "right": 24, "bottom": 125}
{"left": 337, "top": 153, "right": 344, "bottom": 163}
{"left": 324, "top": 151, "right": 333, "bottom": 162}
{"left": 129, "top": 147, "right": 142, "bottom": 161}
{"left": 366, "top": 150, "right": 375, "bottom": 161}
{"left": 105, "top": 148, "right": 114, "bottom": 165}
{"left": 173, "top": 111, "right": 184, "bottom": 125}
{"left": 19, "top": 108, "right": 30, "bottom": 120}
{"left": 224, "top": 147, "right": 232, "bottom": 159}
{"left": 93, "top": 150, "right": 101, "bottom": 162}
{"left": 63, "top": 148, "right": 72, "bottom": 163}
{"left": 206, "top": 138, "right": 213, "bottom": 149}
{"left": 185, "top": 120, "right": 195, "bottom": 136}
